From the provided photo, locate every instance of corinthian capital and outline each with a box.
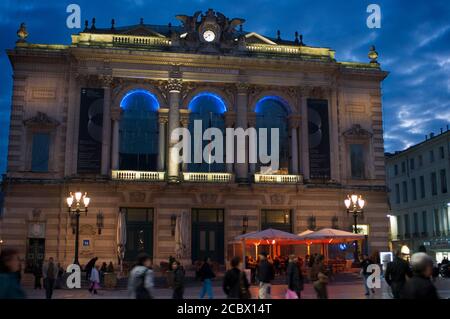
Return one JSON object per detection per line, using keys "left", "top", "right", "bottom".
{"left": 99, "top": 75, "right": 114, "bottom": 88}
{"left": 236, "top": 82, "right": 250, "bottom": 94}
{"left": 166, "top": 78, "right": 183, "bottom": 93}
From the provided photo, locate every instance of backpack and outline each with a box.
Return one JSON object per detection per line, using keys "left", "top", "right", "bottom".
{"left": 135, "top": 269, "right": 152, "bottom": 299}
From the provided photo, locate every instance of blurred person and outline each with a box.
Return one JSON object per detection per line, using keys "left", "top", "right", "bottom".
{"left": 401, "top": 252, "right": 439, "bottom": 299}
{"left": 127, "top": 253, "right": 154, "bottom": 299}
{"left": 198, "top": 257, "right": 216, "bottom": 299}
{"left": 106, "top": 261, "right": 114, "bottom": 273}
{"left": 384, "top": 250, "right": 412, "bottom": 299}
{"left": 84, "top": 256, "right": 98, "bottom": 281}
{"left": 0, "top": 249, "right": 26, "bottom": 299}
{"left": 311, "top": 255, "right": 328, "bottom": 299}
{"left": 89, "top": 264, "right": 100, "bottom": 294}
{"left": 172, "top": 261, "right": 185, "bottom": 299}
{"left": 222, "top": 256, "right": 250, "bottom": 299}
{"left": 33, "top": 262, "right": 42, "bottom": 289}
{"left": 286, "top": 254, "right": 304, "bottom": 299}
{"left": 257, "top": 252, "right": 274, "bottom": 299}
{"left": 56, "top": 263, "right": 64, "bottom": 289}
{"left": 42, "top": 257, "right": 58, "bottom": 299}
{"left": 360, "top": 254, "right": 375, "bottom": 296}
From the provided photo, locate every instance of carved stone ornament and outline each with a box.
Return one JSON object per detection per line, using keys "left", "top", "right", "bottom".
{"left": 200, "top": 193, "right": 218, "bottom": 205}
{"left": 99, "top": 74, "right": 114, "bottom": 88}
{"left": 129, "top": 192, "right": 146, "bottom": 203}
{"left": 79, "top": 224, "right": 96, "bottom": 236}
{"left": 343, "top": 124, "right": 373, "bottom": 139}
{"left": 166, "top": 78, "right": 183, "bottom": 93}
{"left": 270, "top": 193, "right": 285, "bottom": 205}
{"left": 23, "top": 112, "right": 60, "bottom": 129}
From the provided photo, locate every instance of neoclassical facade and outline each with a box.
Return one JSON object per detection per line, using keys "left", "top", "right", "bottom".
{"left": 1, "top": 10, "right": 389, "bottom": 269}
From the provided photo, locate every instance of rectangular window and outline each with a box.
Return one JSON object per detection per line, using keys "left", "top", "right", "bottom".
{"left": 31, "top": 133, "right": 50, "bottom": 172}
{"left": 411, "top": 178, "right": 417, "bottom": 200}
{"left": 404, "top": 214, "right": 410, "bottom": 236}
{"left": 413, "top": 212, "right": 419, "bottom": 235}
{"left": 439, "top": 146, "right": 445, "bottom": 159}
{"left": 401, "top": 161, "right": 406, "bottom": 173}
{"left": 422, "top": 211, "right": 428, "bottom": 235}
{"left": 420, "top": 176, "right": 426, "bottom": 198}
{"left": 350, "top": 144, "right": 364, "bottom": 179}
{"left": 418, "top": 155, "right": 423, "bottom": 167}
{"left": 440, "top": 169, "right": 448, "bottom": 193}
{"left": 402, "top": 181, "right": 408, "bottom": 202}
{"left": 395, "top": 184, "right": 400, "bottom": 204}
{"left": 394, "top": 164, "right": 398, "bottom": 176}
{"left": 431, "top": 172, "right": 437, "bottom": 195}
{"left": 430, "top": 150, "right": 435, "bottom": 163}
{"left": 409, "top": 158, "right": 415, "bottom": 170}
{"left": 434, "top": 209, "right": 440, "bottom": 235}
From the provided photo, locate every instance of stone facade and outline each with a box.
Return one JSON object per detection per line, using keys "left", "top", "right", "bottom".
{"left": 0, "top": 10, "right": 389, "bottom": 268}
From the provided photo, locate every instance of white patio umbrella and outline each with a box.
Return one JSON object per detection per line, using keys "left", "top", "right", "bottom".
{"left": 175, "top": 212, "right": 189, "bottom": 259}
{"left": 116, "top": 209, "right": 127, "bottom": 273}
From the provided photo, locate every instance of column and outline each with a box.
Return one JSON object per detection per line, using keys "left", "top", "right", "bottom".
{"left": 248, "top": 112, "right": 257, "bottom": 174}
{"left": 180, "top": 114, "right": 190, "bottom": 173}
{"left": 157, "top": 110, "right": 168, "bottom": 171}
{"left": 100, "top": 76, "right": 113, "bottom": 175}
{"left": 300, "top": 88, "right": 310, "bottom": 179}
{"left": 167, "top": 79, "right": 182, "bottom": 182}
{"left": 235, "top": 83, "right": 249, "bottom": 182}
{"left": 329, "top": 86, "right": 340, "bottom": 182}
{"left": 224, "top": 111, "right": 236, "bottom": 174}
{"left": 288, "top": 115, "right": 300, "bottom": 175}
{"left": 111, "top": 109, "right": 121, "bottom": 170}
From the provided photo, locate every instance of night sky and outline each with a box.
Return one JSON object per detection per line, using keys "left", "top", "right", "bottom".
{"left": 0, "top": 0, "right": 449, "bottom": 174}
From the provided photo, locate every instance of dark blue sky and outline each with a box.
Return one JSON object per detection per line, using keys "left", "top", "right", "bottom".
{"left": 1, "top": 0, "right": 449, "bottom": 174}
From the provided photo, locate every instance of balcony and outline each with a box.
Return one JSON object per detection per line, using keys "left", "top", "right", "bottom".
{"left": 254, "top": 174, "right": 303, "bottom": 184}
{"left": 183, "top": 172, "right": 234, "bottom": 183}
{"left": 111, "top": 170, "right": 165, "bottom": 181}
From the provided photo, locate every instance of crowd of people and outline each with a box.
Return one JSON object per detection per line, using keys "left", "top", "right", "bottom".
{"left": 0, "top": 247, "right": 444, "bottom": 300}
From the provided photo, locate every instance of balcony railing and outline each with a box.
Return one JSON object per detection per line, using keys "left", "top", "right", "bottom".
{"left": 254, "top": 174, "right": 303, "bottom": 184}
{"left": 111, "top": 170, "right": 165, "bottom": 181}
{"left": 183, "top": 172, "right": 234, "bottom": 183}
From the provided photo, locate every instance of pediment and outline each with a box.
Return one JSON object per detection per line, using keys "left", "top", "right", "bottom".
{"left": 244, "top": 32, "right": 277, "bottom": 45}
{"left": 120, "top": 26, "right": 165, "bottom": 37}
{"left": 23, "top": 112, "right": 59, "bottom": 128}
{"left": 343, "top": 124, "right": 372, "bottom": 138}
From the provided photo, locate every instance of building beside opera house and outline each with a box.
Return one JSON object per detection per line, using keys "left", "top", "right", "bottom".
{"left": 1, "top": 9, "right": 389, "bottom": 270}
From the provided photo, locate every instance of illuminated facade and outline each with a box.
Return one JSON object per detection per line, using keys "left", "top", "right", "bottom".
{"left": 1, "top": 10, "right": 389, "bottom": 269}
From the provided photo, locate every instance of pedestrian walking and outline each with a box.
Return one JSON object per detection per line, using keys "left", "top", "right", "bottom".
{"left": 172, "top": 261, "right": 185, "bottom": 299}
{"left": 0, "top": 249, "right": 26, "bottom": 299}
{"left": 310, "top": 255, "right": 328, "bottom": 299}
{"left": 384, "top": 250, "right": 412, "bottom": 299}
{"left": 360, "top": 254, "right": 375, "bottom": 296}
{"left": 33, "top": 262, "right": 42, "bottom": 289}
{"left": 42, "top": 257, "right": 58, "bottom": 299}
{"left": 89, "top": 265, "right": 100, "bottom": 294}
{"left": 84, "top": 257, "right": 98, "bottom": 281}
{"left": 223, "top": 256, "right": 251, "bottom": 299}
{"left": 257, "top": 252, "right": 274, "bottom": 299}
{"left": 127, "top": 253, "right": 154, "bottom": 299}
{"left": 198, "top": 257, "right": 216, "bottom": 299}
{"left": 401, "top": 252, "right": 439, "bottom": 299}
{"left": 286, "top": 254, "right": 304, "bottom": 299}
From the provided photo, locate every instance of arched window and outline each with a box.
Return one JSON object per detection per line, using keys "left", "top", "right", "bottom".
{"left": 119, "top": 89, "right": 159, "bottom": 171}
{"left": 188, "top": 92, "right": 227, "bottom": 172}
{"left": 255, "top": 96, "right": 290, "bottom": 173}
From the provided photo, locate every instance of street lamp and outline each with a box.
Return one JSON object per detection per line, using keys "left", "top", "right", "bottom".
{"left": 66, "top": 191, "right": 90, "bottom": 265}
{"left": 344, "top": 194, "right": 365, "bottom": 262}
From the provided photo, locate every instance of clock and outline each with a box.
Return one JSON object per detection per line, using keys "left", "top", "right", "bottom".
{"left": 202, "top": 30, "right": 216, "bottom": 42}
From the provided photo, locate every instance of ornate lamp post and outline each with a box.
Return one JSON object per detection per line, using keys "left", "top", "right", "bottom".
{"left": 66, "top": 191, "right": 90, "bottom": 265}
{"left": 344, "top": 194, "right": 365, "bottom": 262}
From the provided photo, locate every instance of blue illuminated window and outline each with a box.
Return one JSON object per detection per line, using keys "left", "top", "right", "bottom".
{"left": 188, "top": 92, "right": 227, "bottom": 172}
{"left": 119, "top": 90, "right": 160, "bottom": 171}
{"left": 255, "top": 96, "right": 290, "bottom": 172}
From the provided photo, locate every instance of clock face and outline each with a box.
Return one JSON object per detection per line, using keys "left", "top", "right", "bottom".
{"left": 203, "top": 30, "right": 216, "bottom": 42}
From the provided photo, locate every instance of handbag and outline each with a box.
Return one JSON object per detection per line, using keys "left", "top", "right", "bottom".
{"left": 285, "top": 289, "right": 299, "bottom": 299}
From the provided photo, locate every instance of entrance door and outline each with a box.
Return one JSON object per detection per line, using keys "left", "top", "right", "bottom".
{"left": 25, "top": 238, "right": 45, "bottom": 273}
{"left": 192, "top": 209, "right": 224, "bottom": 264}
{"left": 123, "top": 208, "right": 154, "bottom": 261}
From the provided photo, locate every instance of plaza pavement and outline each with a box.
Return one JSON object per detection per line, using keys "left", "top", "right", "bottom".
{"left": 23, "top": 273, "right": 450, "bottom": 299}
